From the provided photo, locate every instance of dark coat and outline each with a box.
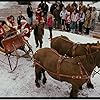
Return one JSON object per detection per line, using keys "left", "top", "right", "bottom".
{"left": 59, "top": 3, "right": 64, "bottom": 11}
{"left": 27, "top": 6, "right": 33, "bottom": 17}
{"left": 17, "top": 15, "right": 26, "bottom": 25}
{"left": 53, "top": 9, "right": 61, "bottom": 21}
{"left": 38, "top": 2, "right": 44, "bottom": 11}
{"left": 50, "top": 3, "right": 58, "bottom": 15}
{"left": 42, "top": 3, "right": 49, "bottom": 15}
{"left": 34, "top": 23, "right": 44, "bottom": 38}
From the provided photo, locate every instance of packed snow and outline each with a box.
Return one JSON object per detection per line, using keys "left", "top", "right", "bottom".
{"left": 0, "top": 29, "right": 100, "bottom": 98}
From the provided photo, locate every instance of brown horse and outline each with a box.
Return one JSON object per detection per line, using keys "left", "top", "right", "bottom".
{"left": 33, "top": 48, "right": 100, "bottom": 97}
{"left": 51, "top": 35, "right": 100, "bottom": 89}
{"left": 51, "top": 35, "right": 100, "bottom": 57}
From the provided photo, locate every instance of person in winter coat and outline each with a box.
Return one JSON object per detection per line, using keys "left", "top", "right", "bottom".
{"left": 53, "top": 6, "right": 61, "bottom": 29}
{"left": 17, "top": 10, "right": 26, "bottom": 26}
{"left": 83, "top": 8, "right": 92, "bottom": 35}
{"left": 5, "top": 15, "right": 17, "bottom": 37}
{"left": 0, "top": 21, "right": 5, "bottom": 48}
{"left": 65, "top": 12, "right": 71, "bottom": 32}
{"left": 79, "top": 1, "right": 83, "bottom": 11}
{"left": 70, "top": 10, "right": 79, "bottom": 33}
{"left": 42, "top": 1, "right": 49, "bottom": 24}
{"left": 27, "top": 3, "right": 33, "bottom": 25}
{"left": 47, "top": 13, "right": 54, "bottom": 39}
{"left": 50, "top": 1, "right": 58, "bottom": 15}
{"left": 91, "top": 7, "right": 97, "bottom": 31}
{"left": 59, "top": 1, "right": 64, "bottom": 12}
{"left": 38, "top": 1, "right": 44, "bottom": 11}
{"left": 35, "top": 7, "right": 44, "bottom": 23}
{"left": 78, "top": 9, "right": 85, "bottom": 34}
{"left": 60, "top": 7, "right": 67, "bottom": 30}
{"left": 33, "top": 20, "right": 44, "bottom": 48}
{"left": 18, "top": 19, "right": 31, "bottom": 40}
{"left": 6, "top": 15, "right": 16, "bottom": 29}
{"left": 71, "top": 1, "right": 78, "bottom": 11}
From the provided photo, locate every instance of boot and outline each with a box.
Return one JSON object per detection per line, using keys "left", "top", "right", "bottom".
{"left": 40, "top": 44, "right": 42, "bottom": 48}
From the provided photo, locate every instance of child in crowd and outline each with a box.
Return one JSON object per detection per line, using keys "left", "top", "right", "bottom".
{"left": 60, "top": 7, "right": 67, "bottom": 31}
{"left": 65, "top": 12, "right": 71, "bottom": 32}
{"left": 47, "top": 13, "right": 54, "bottom": 39}
{"left": 70, "top": 10, "right": 79, "bottom": 33}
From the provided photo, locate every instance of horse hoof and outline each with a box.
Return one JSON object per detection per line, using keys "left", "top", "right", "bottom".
{"left": 79, "top": 86, "right": 83, "bottom": 90}
{"left": 42, "top": 79, "right": 47, "bottom": 85}
{"left": 87, "top": 83, "right": 94, "bottom": 89}
{"left": 36, "top": 83, "right": 40, "bottom": 88}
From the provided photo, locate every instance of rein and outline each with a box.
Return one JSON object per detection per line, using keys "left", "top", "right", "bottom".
{"left": 58, "top": 36, "right": 89, "bottom": 57}
{"left": 58, "top": 36, "right": 78, "bottom": 56}
{"left": 33, "top": 48, "right": 90, "bottom": 81}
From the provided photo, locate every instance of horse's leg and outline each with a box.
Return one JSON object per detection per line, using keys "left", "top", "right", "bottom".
{"left": 70, "top": 85, "right": 78, "bottom": 97}
{"left": 39, "top": 37, "right": 43, "bottom": 48}
{"left": 87, "top": 79, "right": 94, "bottom": 89}
{"left": 35, "top": 65, "right": 42, "bottom": 88}
{"left": 79, "top": 86, "right": 83, "bottom": 90}
{"left": 42, "top": 69, "right": 47, "bottom": 85}
{"left": 25, "top": 40, "right": 33, "bottom": 53}
{"left": 19, "top": 45, "right": 27, "bottom": 53}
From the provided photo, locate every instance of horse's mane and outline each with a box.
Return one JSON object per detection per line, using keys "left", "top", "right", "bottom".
{"left": 64, "top": 50, "right": 99, "bottom": 65}
{"left": 58, "top": 35, "right": 98, "bottom": 46}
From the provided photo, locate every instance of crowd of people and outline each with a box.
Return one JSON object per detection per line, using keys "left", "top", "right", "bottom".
{"left": 0, "top": 1, "right": 99, "bottom": 49}
{"left": 34, "top": 1, "right": 98, "bottom": 44}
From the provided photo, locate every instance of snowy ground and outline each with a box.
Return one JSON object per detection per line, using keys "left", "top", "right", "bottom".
{"left": 0, "top": 29, "right": 100, "bottom": 98}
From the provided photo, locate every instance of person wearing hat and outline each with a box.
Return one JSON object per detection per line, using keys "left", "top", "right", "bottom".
{"left": 33, "top": 19, "right": 44, "bottom": 48}
{"left": 6, "top": 15, "right": 16, "bottom": 29}
{"left": 35, "top": 8, "right": 44, "bottom": 22}
{"left": 0, "top": 21, "right": 5, "bottom": 48}
{"left": 47, "top": 13, "right": 54, "bottom": 39}
{"left": 27, "top": 3, "right": 33, "bottom": 26}
{"left": 18, "top": 19, "right": 31, "bottom": 40}
{"left": 17, "top": 10, "right": 26, "bottom": 26}
{"left": 78, "top": 9, "right": 85, "bottom": 34}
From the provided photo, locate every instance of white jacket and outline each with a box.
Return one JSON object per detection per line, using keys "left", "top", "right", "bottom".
{"left": 60, "top": 10, "right": 67, "bottom": 20}
{"left": 71, "top": 12, "right": 79, "bottom": 22}
{"left": 79, "top": 12, "right": 85, "bottom": 22}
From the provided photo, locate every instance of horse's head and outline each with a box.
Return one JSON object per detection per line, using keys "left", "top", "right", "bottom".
{"left": 92, "top": 46, "right": 100, "bottom": 67}
{"left": 85, "top": 41, "right": 100, "bottom": 54}
{"left": 95, "top": 50, "right": 100, "bottom": 67}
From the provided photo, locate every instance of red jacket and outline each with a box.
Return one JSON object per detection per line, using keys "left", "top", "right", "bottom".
{"left": 47, "top": 17, "right": 54, "bottom": 27}
{"left": 35, "top": 9, "right": 43, "bottom": 22}
{"left": 18, "top": 23, "right": 31, "bottom": 38}
{"left": 0, "top": 25, "right": 5, "bottom": 38}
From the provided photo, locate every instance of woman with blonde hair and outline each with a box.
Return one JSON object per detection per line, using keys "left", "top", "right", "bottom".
{"left": 47, "top": 13, "right": 54, "bottom": 39}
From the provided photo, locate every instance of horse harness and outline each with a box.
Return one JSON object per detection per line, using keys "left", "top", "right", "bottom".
{"left": 34, "top": 48, "right": 90, "bottom": 81}
{"left": 59, "top": 37, "right": 89, "bottom": 57}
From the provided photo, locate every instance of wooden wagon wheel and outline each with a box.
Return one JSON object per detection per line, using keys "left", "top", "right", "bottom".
{"left": 0, "top": 45, "right": 19, "bottom": 73}
{"left": 8, "top": 42, "right": 19, "bottom": 73}
{"left": 0, "top": 33, "right": 33, "bottom": 72}
{"left": 20, "top": 38, "right": 33, "bottom": 60}
{"left": 1, "top": 34, "right": 25, "bottom": 72}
